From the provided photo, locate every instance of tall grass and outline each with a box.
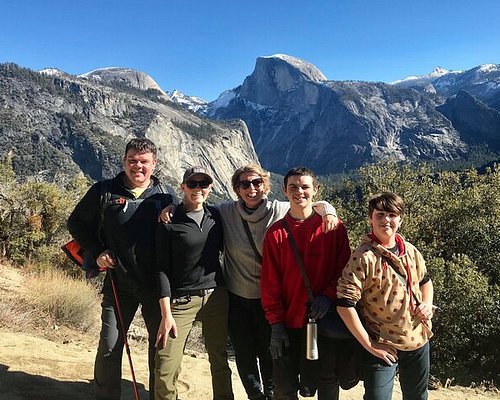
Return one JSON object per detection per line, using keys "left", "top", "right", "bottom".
{"left": 0, "top": 297, "right": 37, "bottom": 330}
{"left": 24, "top": 270, "right": 100, "bottom": 332}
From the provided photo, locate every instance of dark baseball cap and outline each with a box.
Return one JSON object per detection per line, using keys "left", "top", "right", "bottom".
{"left": 182, "top": 166, "right": 213, "bottom": 183}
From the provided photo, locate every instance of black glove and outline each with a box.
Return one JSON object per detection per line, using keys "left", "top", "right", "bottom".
{"left": 309, "top": 296, "right": 332, "bottom": 319}
{"left": 270, "top": 323, "right": 289, "bottom": 359}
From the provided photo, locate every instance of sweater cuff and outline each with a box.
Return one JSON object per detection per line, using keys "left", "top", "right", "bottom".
{"left": 158, "top": 274, "right": 172, "bottom": 298}
{"left": 419, "top": 273, "right": 430, "bottom": 286}
{"left": 312, "top": 201, "right": 337, "bottom": 217}
{"left": 336, "top": 298, "right": 357, "bottom": 308}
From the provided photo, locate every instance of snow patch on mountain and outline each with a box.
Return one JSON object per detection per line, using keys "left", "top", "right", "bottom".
{"left": 477, "top": 64, "right": 499, "bottom": 73}
{"left": 169, "top": 90, "right": 208, "bottom": 113}
{"left": 244, "top": 99, "right": 273, "bottom": 112}
{"left": 391, "top": 67, "right": 462, "bottom": 86}
{"left": 210, "top": 89, "right": 236, "bottom": 109}
{"left": 38, "top": 68, "right": 67, "bottom": 77}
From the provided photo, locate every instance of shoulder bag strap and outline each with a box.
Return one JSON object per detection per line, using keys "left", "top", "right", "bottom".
{"left": 241, "top": 218, "right": 263, "bottom": 264}
{"left": 97, "top": 179, "right": 113, "bottom": 245}
{"left": 382, "top": 255, "right": 420, "bottom": 307}
{"left": 281, "top": 218, "right": 315, "bottom": 302}
{"left": 158, "top": 182, "right": 179, "bottom": 205}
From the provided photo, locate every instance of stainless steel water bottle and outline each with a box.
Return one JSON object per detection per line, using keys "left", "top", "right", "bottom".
{"left": 306, "top": 318, "right": 318, "bottom": 360}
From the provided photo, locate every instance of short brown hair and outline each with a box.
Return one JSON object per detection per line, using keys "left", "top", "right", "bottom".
{"left": 283, "top": 166, "right": 318, "bottom": 188}
{"left": 124, "top": 138, "right": 157, "bottom": 159}
{"left": 231, "top": 164, "right": 271, "bottom": 198}
{"left": 368, "top": 192, "right": 405, "bottom": 217}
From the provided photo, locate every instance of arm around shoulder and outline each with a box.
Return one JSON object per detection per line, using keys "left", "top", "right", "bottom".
{"left": 312, "top": 200, "right": 337, "bottom": 217}
{"left": 313, "top": 201, "right": 339, "bottom": 232}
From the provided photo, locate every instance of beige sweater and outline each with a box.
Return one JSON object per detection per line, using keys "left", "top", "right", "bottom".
{"left": 337, "top": 235, "right": 433, "bottom": 351}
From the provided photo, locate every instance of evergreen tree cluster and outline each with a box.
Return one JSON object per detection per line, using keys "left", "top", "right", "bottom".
{"left": 0, "top": 153, "right": 89, "bottom": 272}
{"left": 171, "top": 119, "right": 219, "bottom": 141}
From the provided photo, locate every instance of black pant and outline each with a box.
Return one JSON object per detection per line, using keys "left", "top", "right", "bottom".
{"left": 273, "top": 328, "right": 340, "bottom": 400}
{"left": 94, "top": 273, "right": 161, "bottom": 400}
{"left": 228, "top": 292, "right": 274, "bottom": 399}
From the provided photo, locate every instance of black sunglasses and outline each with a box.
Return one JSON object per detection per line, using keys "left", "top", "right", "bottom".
{"left": 186, "top": 180, "right": 211, "bottom": 189}
{"left": 239, "top": 178, "right": 264, "bottom": 189}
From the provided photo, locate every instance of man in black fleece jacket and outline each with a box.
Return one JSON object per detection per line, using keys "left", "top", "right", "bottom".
{"left": 67, "top": 138, "right": 175, "bottom": 400}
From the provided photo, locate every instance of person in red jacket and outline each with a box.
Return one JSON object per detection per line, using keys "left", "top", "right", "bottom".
{"left": 261, "top": 167, "right": 351, "bottom": 400}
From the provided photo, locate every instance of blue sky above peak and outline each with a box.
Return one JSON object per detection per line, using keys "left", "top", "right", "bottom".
{"left": 1, "top": 0, "right": 499, "bottom": 100}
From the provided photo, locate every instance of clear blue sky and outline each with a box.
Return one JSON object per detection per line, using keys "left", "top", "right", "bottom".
{"left": 1, "top": 0, "right": 499, "bottom": 101}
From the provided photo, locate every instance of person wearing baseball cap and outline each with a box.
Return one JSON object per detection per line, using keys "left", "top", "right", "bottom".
{"left": 154, "top": 165, "right": 234, "bottom": 400}
{"left": 182, "top": 166, "right": 213, "bottom": 184}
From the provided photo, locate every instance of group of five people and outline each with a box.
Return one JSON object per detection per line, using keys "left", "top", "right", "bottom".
{"left": 68, "top": 138, "right": 434, "bottom": 400}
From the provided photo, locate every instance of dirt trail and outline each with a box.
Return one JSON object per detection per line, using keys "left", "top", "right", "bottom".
{"left": 0, "top": 264, "right": 497, "bottom": 400}
{"left": 0, "top": 328, "right": 242, "bottom": 400}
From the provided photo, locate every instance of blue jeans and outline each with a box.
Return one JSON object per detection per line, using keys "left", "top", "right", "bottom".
{"left": 228, "top": 292, "right": 274, "bottom": 399}
{"left": 363, "top": 342, "right": 430, "bottom": 400}
{"left": 272, "top": 328, "right": 340, "bottom": 400}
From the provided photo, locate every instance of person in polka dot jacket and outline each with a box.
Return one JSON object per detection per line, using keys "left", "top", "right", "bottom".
{"left": 337, "top": 192, "right": 434, "bottom": 400}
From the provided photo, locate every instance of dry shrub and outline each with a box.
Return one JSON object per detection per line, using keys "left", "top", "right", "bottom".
{"left": 0, "top": 297, "right": 37, "bottom": 331}
{"left": 23, "top": 270, "right": 100, "bottom": 332}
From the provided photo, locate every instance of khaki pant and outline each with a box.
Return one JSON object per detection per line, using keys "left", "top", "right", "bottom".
{"left": 154, "top": 287, "right": 234, "bottom": 400}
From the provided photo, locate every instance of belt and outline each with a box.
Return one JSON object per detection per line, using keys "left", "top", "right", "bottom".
{"left": 174, "top": 288, "right": 215, "bottom": 297}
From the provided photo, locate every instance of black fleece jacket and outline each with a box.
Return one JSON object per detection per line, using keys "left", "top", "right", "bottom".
{"left": 156, "top": 203, "right": 224, "bottom": 298}
{"left": 67, "top": 172, "right": 175, "bottom": 291}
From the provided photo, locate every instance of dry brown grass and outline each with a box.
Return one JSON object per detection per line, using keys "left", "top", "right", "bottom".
{"left": 0, "top": 297, "right": 37, "bottom": 330}
{"left": 22, "top": 269, "right": 100, "bottom": 332}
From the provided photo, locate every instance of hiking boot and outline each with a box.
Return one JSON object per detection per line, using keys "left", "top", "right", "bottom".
{"left": 249, "top": 395, "right": 266, "bottom": 400}
{"left": 265, "top": 389, "right": 275, "bottom": 400}
{"left": 299, "top": 387, "right": 316, "bottom": 397}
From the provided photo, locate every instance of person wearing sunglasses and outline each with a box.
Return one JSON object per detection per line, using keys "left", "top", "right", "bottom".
{"left": 158, "top": 163, "right": 338, "bottom": 400}
{"left": 217, "top": 164, "right": 338, "bottom": 400}
{"left": 154, "top": 166, "right": 234, "bottom": 400}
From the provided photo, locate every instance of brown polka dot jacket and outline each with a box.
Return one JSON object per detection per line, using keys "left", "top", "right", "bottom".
{"left": 337, "top": 234, "right": 433, "bottom": 351}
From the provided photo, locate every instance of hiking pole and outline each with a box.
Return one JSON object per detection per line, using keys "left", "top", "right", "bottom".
{"left": 109, "top": 269, "right": 141, "bottom": 400}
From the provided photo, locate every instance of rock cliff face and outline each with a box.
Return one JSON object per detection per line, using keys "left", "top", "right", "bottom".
{"left": 239, "top": 54, "right": 327, "bottom": 107}
{"left": 3, "top": 57, "right": 499, "bottom": 183}
{"left": 80, "top": 67, "right": 166, "bottom": 93}
{"left": 208, "top": 55, "right": 500, "bottom": 174}
{"left": 0, "top": 63, "right": 257, "bottom": 198}
{"left": 437, "top": 90, "right": 500, "bottom": 149}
